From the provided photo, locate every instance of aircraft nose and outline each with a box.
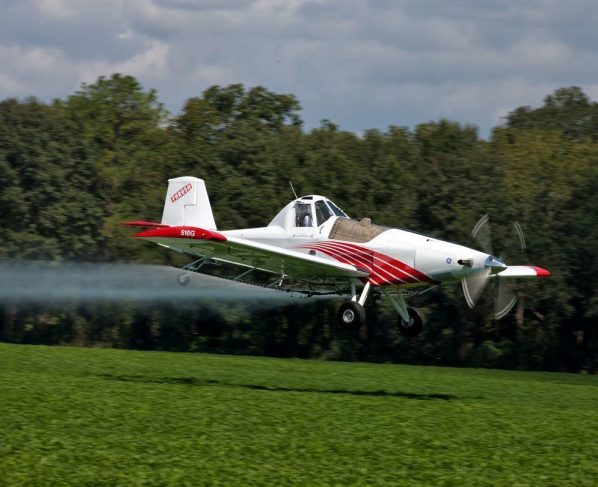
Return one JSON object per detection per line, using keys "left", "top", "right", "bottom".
{"left": 486, "top": 255, "right": 507, "bottom": 274}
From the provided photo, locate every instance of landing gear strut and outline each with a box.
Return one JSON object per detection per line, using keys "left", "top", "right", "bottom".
{"left": 337, "top": 281, "right": 371, "bottom": 330}
{"left": 337, "top": 282, "right": 425, "bottom": 336}
{"left": 397, "top": 307, "right": 424, "bottom": 337}
{"left": 380, "top": 288, "right": 425, "bottom": 337}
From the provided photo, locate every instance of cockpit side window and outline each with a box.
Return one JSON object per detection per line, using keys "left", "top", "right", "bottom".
{"left": 327, "top": 200, "right": 348, "bottom": 217}
{"left": 315, "top": 201, "right": 333, "bottom": 226}
{"left": 295, "top": 202, "right": 313, "bottom": 227}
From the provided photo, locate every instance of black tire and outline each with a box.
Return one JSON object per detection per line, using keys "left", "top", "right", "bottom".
{"left": 397, "top": 307, "right": 424, "bottom": 337}
{"left": 177, "top": 273, "right": 191, "bottom": 286}
{"left": 337, "top": 301, "right": 366, "bottom": 330}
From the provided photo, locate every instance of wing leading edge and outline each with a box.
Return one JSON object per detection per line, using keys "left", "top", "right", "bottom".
{"left": 497, "top": 266, "right": 551, "bottom": 278}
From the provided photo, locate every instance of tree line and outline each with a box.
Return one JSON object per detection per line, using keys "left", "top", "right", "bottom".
{"left": 1, "top": 75, "right": 597, "bottom": 372}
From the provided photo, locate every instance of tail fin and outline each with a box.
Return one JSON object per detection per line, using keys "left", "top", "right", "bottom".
{"left": 161, "top": 176, "right": 216, "bottom": 230}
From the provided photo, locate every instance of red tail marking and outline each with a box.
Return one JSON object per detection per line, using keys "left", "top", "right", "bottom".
{"left": 133, "top": 226, "right": 226, "bottom": 242}
{"left": 170, "top": 183, "right": 193, "bottom": 203}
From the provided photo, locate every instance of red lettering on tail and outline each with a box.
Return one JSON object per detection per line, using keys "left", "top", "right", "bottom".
{"left": 170, "top": 183, "right": 192, "bottom": 203}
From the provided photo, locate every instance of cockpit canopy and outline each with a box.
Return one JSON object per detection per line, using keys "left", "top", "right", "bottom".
{"left": 268, "top": 195, "right": 390, "bottom": 242}
{"left": 268, "top": 195, "right": 348, "bottom": 230}
{"left": 294, "top": 196, "right": 348, "bottom": 228}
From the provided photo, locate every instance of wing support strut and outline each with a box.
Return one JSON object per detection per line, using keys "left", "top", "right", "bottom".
{"left": 233, "top": 268, "right": 254, "bottom": 281}
{"left": 267, "top": 274, "right": 287, "bottom": 288}
{"left": 182, "top": 257, "right": 210, "bottom": 272}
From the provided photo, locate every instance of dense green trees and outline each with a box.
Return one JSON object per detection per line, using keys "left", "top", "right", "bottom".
{"left": 0, "top": 78, "right": 596, "bottom": 372}
{"left": 0, "top": 98, "right": 101, "bottom": 260}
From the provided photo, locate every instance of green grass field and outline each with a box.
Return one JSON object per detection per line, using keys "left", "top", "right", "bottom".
{"left": 0, "top": 343, "right": 596, "bottom": 486}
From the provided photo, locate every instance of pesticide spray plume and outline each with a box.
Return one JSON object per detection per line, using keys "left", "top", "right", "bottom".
{"left": 0, "top": 262, "right": 306, "bottom": 308}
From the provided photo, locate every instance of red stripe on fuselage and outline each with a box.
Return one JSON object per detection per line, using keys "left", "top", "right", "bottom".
{"left": 316, "top": 241, "right": 419, "bottom": 284}
{"left": 311, "top": 242, "right": 410, "bottom": 285}
{"left": 307, "top": 244, "right": 395, "bottom": 285}
{"left": 299, "top": 241, "right": 437, "bottom": 286}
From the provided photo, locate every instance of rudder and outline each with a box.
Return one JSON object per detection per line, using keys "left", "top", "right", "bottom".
{"left": 161, "top": 176, "right": 216, "bottom": 230}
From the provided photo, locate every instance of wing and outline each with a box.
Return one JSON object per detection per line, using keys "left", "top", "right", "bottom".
{"left": 496, "top": 265, "right": 551, "bottom": 278}
{"left": 128, "top": 224, "right": 369, "bottom": 281}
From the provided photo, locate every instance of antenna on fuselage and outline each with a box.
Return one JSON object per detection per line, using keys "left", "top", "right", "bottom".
{"left": 289, "top": 180, "right": 298, "bottom": 199}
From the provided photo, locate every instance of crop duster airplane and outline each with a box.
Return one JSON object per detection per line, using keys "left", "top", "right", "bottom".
{"left": 124, "top": 177, "right": 550, "bottom": 337}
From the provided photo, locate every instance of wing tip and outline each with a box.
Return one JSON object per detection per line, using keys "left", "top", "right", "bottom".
{"left": 530, "top": 266, "right": 551, "bottom": 277}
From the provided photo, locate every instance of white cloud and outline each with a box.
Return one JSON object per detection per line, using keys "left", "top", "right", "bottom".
{"left": 1, "top": 0, "right": 598, "bottom": 137}
{"left": 0, "top": 44, "right": 77, "bottom": 96}
{"left": 36, "top": 0, "right": 77, "bottom": 19}
{"left": 75, "top": 39, "right": 171, "bottom": 95}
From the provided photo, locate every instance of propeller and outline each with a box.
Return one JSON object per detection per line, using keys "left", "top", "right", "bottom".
{"left": 494, "top": 221, "right": 526, "bottom": 319}
{"left": 462, "top": 215, "right": 526, "bottom": 319}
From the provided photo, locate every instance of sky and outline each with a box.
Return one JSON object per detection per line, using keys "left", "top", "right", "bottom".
{"left": 1, "top": 0, "right": 598, "bottom": 138}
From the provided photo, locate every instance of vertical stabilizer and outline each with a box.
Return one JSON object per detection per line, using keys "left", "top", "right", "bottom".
{"left": 161, "top": 176, "right": 216, "bottom": 230}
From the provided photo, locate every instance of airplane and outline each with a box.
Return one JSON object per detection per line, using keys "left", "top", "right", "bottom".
{"left": 123, "top": 176, "right": 550, "bottom": 337}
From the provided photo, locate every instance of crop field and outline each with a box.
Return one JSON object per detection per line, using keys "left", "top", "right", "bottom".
{"left": 0, "top": 343, "right": 597, "bottom": 486}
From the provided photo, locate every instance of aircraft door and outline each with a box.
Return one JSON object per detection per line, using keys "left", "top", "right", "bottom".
{"left": 292, "top": 202, "right": 316, "bottom": 238}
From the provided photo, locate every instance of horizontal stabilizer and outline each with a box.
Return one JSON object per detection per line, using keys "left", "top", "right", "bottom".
{"left": 497, "top": 266, "right": 550, "bottom": 278}
{"left": 121, "top": 221, "right": 170, "bottom": 228}
{"left": 133, "top": 226, "right": 227, "bottom": 242}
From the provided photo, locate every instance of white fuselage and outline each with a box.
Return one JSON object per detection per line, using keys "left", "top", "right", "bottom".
{"left": 223, "top": 215, "right": 491, "bottom": 288}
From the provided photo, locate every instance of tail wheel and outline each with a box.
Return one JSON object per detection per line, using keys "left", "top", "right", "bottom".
{"left": 397, "top": 307, "right": 424, "bottom": 337}
{"left": 177, "top": 273, "right": 191, "bottom": 286}
{"left": 337, "top": 301, "right": 366, "bottom": 330}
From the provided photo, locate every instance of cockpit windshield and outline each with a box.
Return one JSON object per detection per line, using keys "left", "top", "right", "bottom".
{"left": 326, "top": 200, "right": 348, "bottom": 218}
{"left": 315, "top": 201, "right": 333, "bottom": 226}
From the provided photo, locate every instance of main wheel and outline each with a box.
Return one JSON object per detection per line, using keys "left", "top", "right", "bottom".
{"left": 397, "top": 307, "right": 424, "bottom": 337}
{"left": 337, "top": 301, "right": 366, "bottom": 330}
{"left": 177, "top": 273, "right": 191, "bottom": 286}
